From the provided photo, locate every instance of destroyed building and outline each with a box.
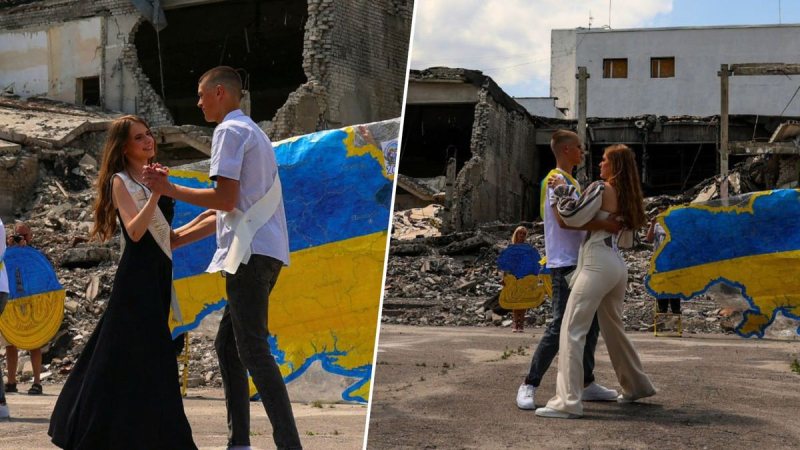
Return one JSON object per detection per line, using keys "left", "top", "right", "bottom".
{"left": 400, "top": 68, "right": 545, "bottom": 232}
{"left": 0, "top": 0, "right": 413, "bottom": 138}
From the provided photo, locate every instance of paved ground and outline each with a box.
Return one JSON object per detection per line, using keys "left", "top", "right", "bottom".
{"left": 0, "top": 386, "right": 367, "bottom": 449}
{"left": 367, "top": 325, "right": 800, "bottom": 449}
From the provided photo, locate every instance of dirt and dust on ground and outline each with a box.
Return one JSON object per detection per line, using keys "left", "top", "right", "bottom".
{"left": 366, "top": 325, "right": 800, "bottom": 449}
{"left": 0, "top": 385, "right": 367, "bottom": 449}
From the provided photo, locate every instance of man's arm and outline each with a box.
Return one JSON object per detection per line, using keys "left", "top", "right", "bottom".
{"left": 143, "top": 168, "right": 239, "bottom": 212}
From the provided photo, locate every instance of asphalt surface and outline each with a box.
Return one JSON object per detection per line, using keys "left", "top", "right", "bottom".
{"left": 366, "top": 325, "right": 800, "bottom": 449}
{"left": 0, "top": 386, "right": 367, "bottom": 449}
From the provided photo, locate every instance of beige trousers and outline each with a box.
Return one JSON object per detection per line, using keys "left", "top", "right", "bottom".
{"left": 546, "top": 241, "right": 656, "bottom": 415}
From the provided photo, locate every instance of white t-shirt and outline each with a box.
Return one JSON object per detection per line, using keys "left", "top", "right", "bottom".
{"left": 544, "top": 174, "right": 586, "bottom": 269}
{"left": 0, "top": 220, "right": 9, "bottom": 294}
{"left": 206, "top": 109, "right": 291, "bottom": 274}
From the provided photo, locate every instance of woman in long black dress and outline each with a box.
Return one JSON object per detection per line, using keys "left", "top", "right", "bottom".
{"left": 49, "top": 115, "right": 197, "bottom": 449}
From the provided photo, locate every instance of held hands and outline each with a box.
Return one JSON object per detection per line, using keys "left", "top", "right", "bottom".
{"left": 142, "top": 164, "right": 171, "bottom": 195}
{"left": 548, "top": 176, "right": 566, "bottom": 188}
{"left": 603, "top": 213, "right": 623, "bottom": 235}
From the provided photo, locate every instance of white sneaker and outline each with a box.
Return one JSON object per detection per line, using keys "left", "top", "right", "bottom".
{"left": 534, "top": 406, "right": 581, "bottom": 419}
{"left": 582, "top": 382, "right": 618, "bottom": 401}
{"left": 0, "top": 403, "right": 9, "bottom": 420}
{"left": 516, "top": 383, "right": 536, "bottom": 410}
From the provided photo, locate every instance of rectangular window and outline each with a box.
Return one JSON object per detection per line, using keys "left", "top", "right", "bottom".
{"left": 651, "top": 57, "right": 675, "bottom": 78}
{"left": 77, "top": 76, "right": 101, "bottom": 106}
{"left": 603, "top": 59, "right": 628, "bottom": 79}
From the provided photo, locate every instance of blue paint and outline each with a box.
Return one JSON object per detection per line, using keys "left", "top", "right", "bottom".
{"left": 498, "top": 244, "right": 543, "bottom": 279}
{"left": 170, "top": 298, "right": 227, "bottom": 339}
{"left": 655, "top": 190, "right": 800, "bottom": 272}
{"left": 3, "top": 247, "right": 62, "bottom": 299}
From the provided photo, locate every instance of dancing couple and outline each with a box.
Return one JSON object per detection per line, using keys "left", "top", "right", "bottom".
{"left": 517, "top": 130, "right": 657, "bottom": 419}
{"left": 48, "top": 67, "right": 302, "bottom": 449}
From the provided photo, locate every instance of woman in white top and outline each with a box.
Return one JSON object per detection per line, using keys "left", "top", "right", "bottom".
{"left": 536, "top": 144, "right": 657, "bottom": 419}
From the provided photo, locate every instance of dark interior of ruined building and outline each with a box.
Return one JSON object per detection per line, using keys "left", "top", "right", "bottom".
{"left": 399, "top": 104, "right": 475, "bottom": 178}
{"left": 136, "top": 0, "right": 307, "bottom": 126}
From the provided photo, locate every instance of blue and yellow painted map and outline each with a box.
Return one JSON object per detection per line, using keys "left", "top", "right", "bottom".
{"left": 167, "top": 119, "right": 399, "bottom": 402}
{"left": 645, "top": 189, "right": 800, "bottom": 338}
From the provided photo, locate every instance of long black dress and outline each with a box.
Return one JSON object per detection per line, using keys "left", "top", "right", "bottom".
{"left": 49, "top": 196, "right": 197, "bottom": 450}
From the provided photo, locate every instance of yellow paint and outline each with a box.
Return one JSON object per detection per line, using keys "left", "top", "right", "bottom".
{"left": 342, "top": 126, "right": 392, "bottom": 180}
{"left": 172, "top": 231, "right": 386, "bottom": 382}
{"left": 0, "top": 289, "right": 65, "bottom": 350}
{"left": 499, "top": 274, "right": 547, "bottom": 310}
{"left": 169, "top": 169, "right": 213, "bottom": 185}
{"left": 647, "top": 249, "right": 800, "bottom": 336}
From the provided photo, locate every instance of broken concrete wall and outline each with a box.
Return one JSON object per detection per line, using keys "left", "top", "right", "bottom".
{"left": 123, "top": 18, "right": 174, "bottom": 127}
{"left": 450, "top": 89, "right": 539, "bottom": 230}
{"left": 270, "top": 0, "right": 413, "bottom": 140}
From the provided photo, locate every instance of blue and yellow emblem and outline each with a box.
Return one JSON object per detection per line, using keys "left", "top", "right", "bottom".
{"left": 0, "top": 246, "right": 66, "bottom": 350}
{"left": 497, "top": 244, "right": 550, "bottom": 310}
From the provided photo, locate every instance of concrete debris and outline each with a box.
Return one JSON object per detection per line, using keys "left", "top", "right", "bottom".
{"left": 392, "top": 204, "right": 443, "bottom": 240}
{"left": 384, "top": 212, "right": 735, "bottom": 334}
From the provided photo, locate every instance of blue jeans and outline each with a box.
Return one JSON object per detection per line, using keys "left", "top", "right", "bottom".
{"left": 0, "top": 292, "right": 7, "bottom": 404}
{"left": 525, "top": 266, "right": 599, "bottom": 387}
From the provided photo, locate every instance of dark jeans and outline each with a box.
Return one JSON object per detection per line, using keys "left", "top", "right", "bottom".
{"left": 216, "top": 255, "right": 302, "bottom": 449}
{"left": 0, "top": 292, "right": 6, "bottom": 404}
{"left": 525, "top": 266, "right": 599, "bottom": 387}
{"left": 658, "top": 298, "right": 681, "bottom": 314}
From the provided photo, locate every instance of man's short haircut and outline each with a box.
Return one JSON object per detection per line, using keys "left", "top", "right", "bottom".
{"left": 550, "top": 129, "right": 579, "bottom": 155}
{"left": 199, "top": 66, "right": 243, "bottom": 100}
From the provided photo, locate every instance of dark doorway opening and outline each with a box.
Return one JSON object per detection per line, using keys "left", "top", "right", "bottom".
{"left": 78, "top": 77, "right": 100, "bottom": 106}
{"left": 135, "top": 0, "right": 308, "bottom": 126}
{"left": 400, "top": 104, "right": 475, "bottom": 178}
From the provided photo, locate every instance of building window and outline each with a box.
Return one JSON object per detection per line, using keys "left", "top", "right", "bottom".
{"left": 603, "top": 59, "right": 628, "bottom": 79}
{"left": 77, "top": 77, "right": 100, "bottom": 106}
{"left": 651, "top": 57, "right": 675, "bottom": 78}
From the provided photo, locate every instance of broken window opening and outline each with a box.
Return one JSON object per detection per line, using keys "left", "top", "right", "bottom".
{"left": 651, "top": 57, "right": 675, "bottom": 78}
{"left": 399, "top": 104, "right": 475, "bottom": 179}
{"left": 77, "top": 76, "right": 101, "bottom": 106}
{"left": 603, "top": 59, "right": 628, "bottom": 79}
{"left": 134, "top": 0, "right": 308, "bottom": 126}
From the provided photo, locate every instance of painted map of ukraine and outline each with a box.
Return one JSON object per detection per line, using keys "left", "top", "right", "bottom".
{"left": 165, "top": 119, "right": 398, "bottom": 403}
{"left": 645, "top": 189, "right": 800, "bottom": 338}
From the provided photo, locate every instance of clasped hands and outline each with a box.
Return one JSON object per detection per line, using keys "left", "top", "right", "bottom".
{"left": 548, "top": 176, "right": 622, "bottom": 234}
{"left": 141, "top": 163, "right": 172, "bottom": 195}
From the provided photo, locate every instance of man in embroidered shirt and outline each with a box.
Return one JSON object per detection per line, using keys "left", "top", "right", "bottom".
{"left": 516, "top": 130, "right": 620, "bottom": 410}
{"left": 143, "top": 66, "right": 300, "bottom": 450}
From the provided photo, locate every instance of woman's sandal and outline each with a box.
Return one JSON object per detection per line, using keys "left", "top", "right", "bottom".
{"left": 4, "top": 383, "right": 17, "bottom": 393}
{"left": 28, "top": 384, "right": 42, "bottom": 395}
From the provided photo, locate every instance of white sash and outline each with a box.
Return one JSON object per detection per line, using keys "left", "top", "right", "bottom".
{"left": 113, "top": 171, "right": 183, "bottom": 323}
{"left": 219, "top": 173, "right": 282, "bottom": 275}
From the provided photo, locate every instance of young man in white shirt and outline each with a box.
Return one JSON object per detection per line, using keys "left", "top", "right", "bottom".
{"left": 516, "top": 130, "right": 620, "bottom": 410}
{"left": 144, "top": 66, "right": 300, "bottom": 450}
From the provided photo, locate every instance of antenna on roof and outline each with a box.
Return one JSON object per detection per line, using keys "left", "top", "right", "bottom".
{"left": 779, "top": 0, "right": 782, "bottom": 24}
{"left": 608, "top": 0, "right": 612, "bottom": 29}
{"left": 589, "top": 11, "right": 594, "bottom": 29}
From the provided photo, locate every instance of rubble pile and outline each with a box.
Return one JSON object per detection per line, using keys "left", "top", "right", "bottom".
{"left": 383, "top": 217, "right": 742, "bottom": 335}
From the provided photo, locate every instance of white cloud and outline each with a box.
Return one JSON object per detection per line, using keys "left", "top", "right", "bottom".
{"left": 410, "top": 0, "right": 673, "bottom": 96}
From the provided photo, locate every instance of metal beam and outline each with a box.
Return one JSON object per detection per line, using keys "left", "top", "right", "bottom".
{"left": 728, "top": 141, "right": 800, "bottom": 155}
{"left": 729, "top": 63, "right": 800, "bottom": 76}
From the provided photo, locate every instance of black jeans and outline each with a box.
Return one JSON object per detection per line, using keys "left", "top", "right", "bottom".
{"left": 216, "top": 255, "right": 302, "bottom": 449}
{"left": 658, "top": 298, "right": 681, "bottom": 314}
{"left": 525, "top": 266, "right": 599, "bottom": 387}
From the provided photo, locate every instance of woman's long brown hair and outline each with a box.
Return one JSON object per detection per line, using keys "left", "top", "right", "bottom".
{"left": 604, "top": 144, "right": 646, "bottom": 230}
{"left": 90, "top": 115, "right": 157, "bottom": 242}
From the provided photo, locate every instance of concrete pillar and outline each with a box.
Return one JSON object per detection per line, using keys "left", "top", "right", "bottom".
{"left": 576, "top": 66, "right": 590, "bottom": 185}
{"left": 718, "top": 64, "right": 730, "bottom": 199}
{"left": 442, "top": 156, "right": 456, "bottom": 234}
{"left": 240, "top": 90, "right": 252, "bottom": 116}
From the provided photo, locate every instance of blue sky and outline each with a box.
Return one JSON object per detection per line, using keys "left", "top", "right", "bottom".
{"left": 410, "top": 0, "right": 800, "bottom": 97}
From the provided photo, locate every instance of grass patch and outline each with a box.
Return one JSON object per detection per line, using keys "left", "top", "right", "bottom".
{"left": 791, "top": 358, "right": 800, "bottom": 375}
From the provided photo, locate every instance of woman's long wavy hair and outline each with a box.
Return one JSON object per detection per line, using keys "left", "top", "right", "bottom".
{"left": 90, "top": 115, "right": 157, "bottom": 242}
{"left": 604, "top": 145, "right": 646, "bottom": 230}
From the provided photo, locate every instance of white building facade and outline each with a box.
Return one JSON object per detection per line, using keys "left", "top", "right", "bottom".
{"left": 551, "top": 24, "right": 800, "bottom": 119}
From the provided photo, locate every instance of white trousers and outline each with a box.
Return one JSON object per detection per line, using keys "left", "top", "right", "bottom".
{"left": 546, "top": 241, "right": 656, "bottom": 415}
